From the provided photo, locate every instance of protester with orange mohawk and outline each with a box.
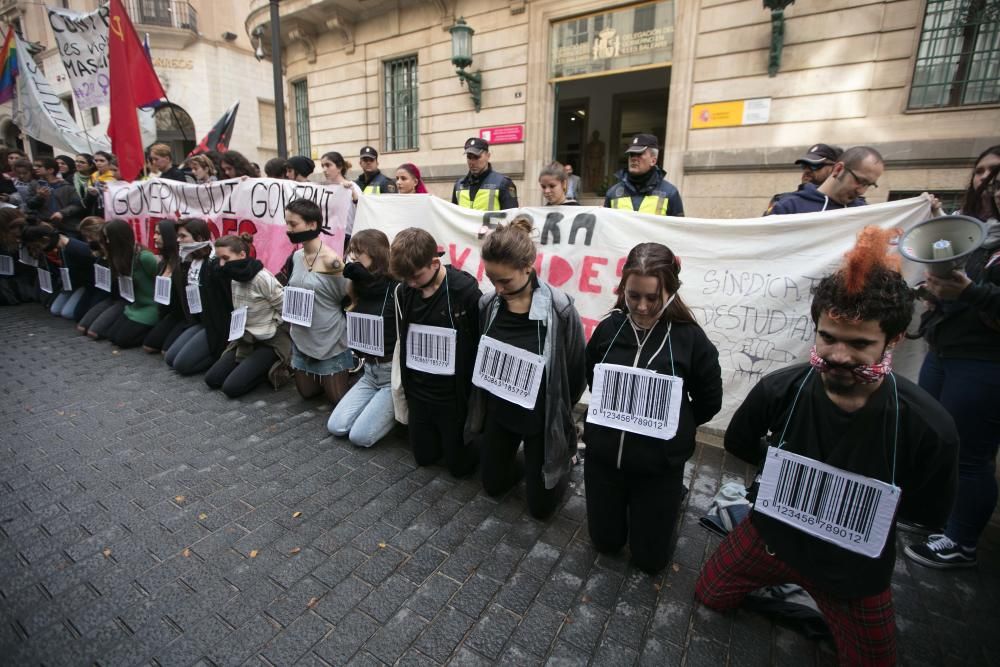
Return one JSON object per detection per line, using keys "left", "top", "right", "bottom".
{"left": 694, "top": 227, "right": 959, "bottom": 667}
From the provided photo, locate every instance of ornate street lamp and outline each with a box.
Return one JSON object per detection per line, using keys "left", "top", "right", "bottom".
{"left": 764, "top": 0, "right": 795, "bottom": 78}
{"left": 449, "top": 17, "right": 482, "bottom": 112}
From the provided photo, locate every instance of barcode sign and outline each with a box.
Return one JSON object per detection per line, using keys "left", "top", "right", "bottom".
{"left": 18, "top": 247, "right": 37, "bottom": 267}
{"left": 228, "top": 306, "right": 248, "bottom": 341}
{"left": 406, "top": 324, "right": 456, "bottom": 375}
{"left": 0, "top": 255, "right": 13, "bottom": 275}
{"left": 37, "top": 267, "right": 53, "bottom": 294}
{"left": 59, "top": 267, "right": 72, "bottom": 292}
{"left": 755, "top": 447, "right": 899, "bottom": 558}
{"left": 94, "top": 265, "right": 112, "bottom": 292}
{"left": 185, "top": 284, "right": 202, "bottom": 314}
{"left": 118, "top": 276, "right": 135, "bottom": 303}
{"left": 472, "top": 336, "right": 544, "bottom": 408}
{"left": 587, "top": 363, "right": 683, "bottom": 440}
{"left": 154, "top": 275, "right": 171, "bottom": 305}
{"left": 347, "top": 311, "right": 384, "bottom": 356}
{"left": 282, "top": 287, "right": 315, "bottom": 327}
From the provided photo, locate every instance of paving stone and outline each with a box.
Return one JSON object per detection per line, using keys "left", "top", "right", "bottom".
{"left": 364, "top": 607, "right": 428, "bottom": 665}
{"left": 405, "top": 573, "right": 460, "bottom": 620}
{"left": 511, "top": 601, "right": 565, "bottom": 657}
{"left": 451, "top": 573, "right": 503, "bottom": 618}
{"left": 313, "top": 611, "right": 379, "bottom": 665}
{"left": 413, "top": 606, "right": 476, "bottom": 662}
{"left": 359, "top": 574, "right": 419, "bottom": 624}
{"left": 260, "top": 611, "right": 332, "bottom": 665}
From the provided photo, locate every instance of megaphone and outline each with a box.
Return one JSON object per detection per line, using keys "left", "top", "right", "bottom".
{"left": 898, "top": 214, "right": 987, "bottom": 277}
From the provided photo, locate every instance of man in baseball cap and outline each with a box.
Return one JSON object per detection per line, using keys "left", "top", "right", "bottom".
{"left": 355, "top": 145, "right": 397, "bottom": 194}
{"left": 764, "top": 143, "right": 843, "bottom": 214}
{"left": 452, "top": 137, "right": 518, "bottom": 211}
{"left": 603, "top": 133, "right": 683, "bottom": 217}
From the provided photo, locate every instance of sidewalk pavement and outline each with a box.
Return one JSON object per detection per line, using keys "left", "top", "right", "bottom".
{"left": 0, "top": 304, "right": 996, "bottom": 666}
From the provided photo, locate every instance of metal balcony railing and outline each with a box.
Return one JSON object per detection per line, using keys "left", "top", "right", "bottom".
{"left": 124, "top": 0, "right": 198, "bottom": 34}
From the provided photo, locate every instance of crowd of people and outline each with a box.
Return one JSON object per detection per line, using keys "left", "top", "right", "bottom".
{"left": 1, "top": 134, "right": 998, "bottom": 667}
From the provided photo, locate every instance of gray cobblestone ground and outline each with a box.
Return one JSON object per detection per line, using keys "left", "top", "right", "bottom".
{"left": 1, "top": 304, "right": 997, "bottom": 666}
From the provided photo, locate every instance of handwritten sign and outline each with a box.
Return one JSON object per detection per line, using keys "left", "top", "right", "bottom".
{"left": 47, "top": 6, "right": 111, "bottom": 109}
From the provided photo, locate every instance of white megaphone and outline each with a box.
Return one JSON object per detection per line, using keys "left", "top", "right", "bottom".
{"left": 898, "top": 214, "right": 987, "bottom": 277}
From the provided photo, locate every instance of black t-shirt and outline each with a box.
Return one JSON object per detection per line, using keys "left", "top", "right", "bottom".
{"left": 483, "top": 300, "right": 547, "bottom": 432}
{"left": 406, "top": 275, "right": 459, "bottom": 402}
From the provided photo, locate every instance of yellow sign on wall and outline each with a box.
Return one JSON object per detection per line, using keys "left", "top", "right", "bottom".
{"left": 691, "top": 98, "right": 771, "bottom": 129}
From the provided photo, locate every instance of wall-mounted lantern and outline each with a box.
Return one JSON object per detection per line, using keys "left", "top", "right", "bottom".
{"left": 764, "top": 0, "right": 795, "bottom": 77}
{"left": 449, "top": 17, "right": 482, "bottom": 112}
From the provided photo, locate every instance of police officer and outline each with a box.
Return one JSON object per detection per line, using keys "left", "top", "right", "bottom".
{"left": 355, "top": 146, "right": 397, "bottom": 194}
{"left": 763, "top": 143, "right": 842, "bottom": 215}
{"left": 604, "top": 134, "right": 683, "bottom": 216}
{"left": 452, "top": 138, "right": 519, "bottom": 211}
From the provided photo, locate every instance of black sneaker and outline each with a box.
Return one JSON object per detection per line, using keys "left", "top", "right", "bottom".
{"left": 896, "top": 519, "right": 941, "bottom": 536}
{"left": 904, "top": 535, "right": 976, "bottom": 569}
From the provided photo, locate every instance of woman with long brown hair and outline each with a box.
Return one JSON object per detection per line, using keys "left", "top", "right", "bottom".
{"left": 90, "top": 219, "right": 160, "bottom": 348}
{"left": 583, "top": 242, "right": 722, "bottom": 573}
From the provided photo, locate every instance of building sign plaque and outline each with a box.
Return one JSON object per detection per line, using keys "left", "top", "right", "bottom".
{"left": 480, "top": 125, "right": 524, "bottom": 145}
{"left": 690, "top": 98, "right": 772, "bottom": 129}
{"left": 550, "top": 1, "right": 674, "bottom": 80}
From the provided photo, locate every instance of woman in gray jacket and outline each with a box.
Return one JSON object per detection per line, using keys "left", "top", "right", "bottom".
{"left": 465, "top": 217, "right": 586, "bottom": 518}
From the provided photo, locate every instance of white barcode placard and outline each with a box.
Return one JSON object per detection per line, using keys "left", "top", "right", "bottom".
{"left": 94, "top": 265, "right": 112, "bottom": 292}
{"left": 18, "top": 247, "right": 37, "bottom": 267}
{"left": 154, "top": 275, "right": 171, "bottom": 305}
{"left": 118, "top": 276, "right": 135, "bottom": 303}
{"left": 185, "top": 284, "right": 202, "bottom": 314}
{"left": 228, "top": 306, "right": 248, "bottom": 341}
{"left": 473, "top": 335, "right": 545, "bottom": 408}
{"left": 755, "top": 447, "right": 900, "bottom": 558}
{"left": 37, "top": 267, "right": 53, "bottom": 293}
{"left": 406, "top": 324, "right": 456, "bottom": 375}
{"left": 347, "top": 311, "right": 385, "bottom": 356}
{"left": 282, "top": 287, "right": 315, "bottom": 327}
{"left": 59, "top": 267, "right": 72, "bottom": 291}
{"left": 587, "top": 363, "right": 683, "bottom": 440}
{"left": 0, "top": 255, "right": 13, "bottom": 275}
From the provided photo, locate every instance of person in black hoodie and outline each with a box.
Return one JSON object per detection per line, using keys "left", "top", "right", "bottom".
{"left": 327, "top": 229, "right": 400, "bottom": 447}
{"left": 141, "top": 220, "right": 184, "bottom": 353}
{"left": 696, "top": 227, "right": 959, "bottom": 666}
{"left": 905, "top": 152, "right": 1000, "bottom": 569}
{"left": 768, "top": 146, "right": 882, "bottom": 215}
{"left": 0, "top": 208, "right": 28, "bottom": 306}
{"left": 163, "top": 218, "right": 231, "bottom": 375}
{"left": 584, "top": 242, "right": 722, "bottom": 573}
{"left": 390, "top": 227, "right": 481, "bottom": 477}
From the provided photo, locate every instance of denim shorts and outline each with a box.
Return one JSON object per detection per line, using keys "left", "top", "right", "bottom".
{"left": 291, "top": 346, "right": 355, "bottom": 376}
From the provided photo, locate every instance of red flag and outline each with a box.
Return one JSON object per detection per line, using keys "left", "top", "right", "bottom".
{"left": 108, "top": 0, "right": 166, "bottom": 180}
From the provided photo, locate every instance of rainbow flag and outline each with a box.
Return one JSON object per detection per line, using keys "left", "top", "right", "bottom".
{"left": 0, "top": 27, "right": 16, "bottom": 105}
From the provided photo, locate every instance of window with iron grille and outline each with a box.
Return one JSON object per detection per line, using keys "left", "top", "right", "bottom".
{"left": 292, "top": 80, "right": 311, "bottom": 155}
{"left": 909, "top": 0, "right": 1000, "bottom": 109}
{"left": 384, "top": 56, "right": 419, "bottom": 151}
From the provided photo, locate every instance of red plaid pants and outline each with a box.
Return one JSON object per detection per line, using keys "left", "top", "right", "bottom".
{"left": 695, "top": 518, "right": 896, "bottom": 666}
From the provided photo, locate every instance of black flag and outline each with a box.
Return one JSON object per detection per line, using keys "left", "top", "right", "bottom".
{"left": 188, "top": 100, "right": 239, "bottom": 156}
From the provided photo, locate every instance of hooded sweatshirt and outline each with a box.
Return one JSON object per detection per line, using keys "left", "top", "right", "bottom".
{"left": 768, "top": 184, "right": 866, "bottom": 215}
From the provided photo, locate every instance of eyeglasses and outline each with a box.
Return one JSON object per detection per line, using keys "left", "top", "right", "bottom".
{"left": 845, "top": 166, "right": 878, "bottom": 189}
{"left": 805, "top": 162, "right": 832, "bottom": 172}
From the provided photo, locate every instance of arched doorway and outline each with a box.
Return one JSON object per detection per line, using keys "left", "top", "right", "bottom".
{"left": 153, "top": 104, "right": 196, "bottom": 160}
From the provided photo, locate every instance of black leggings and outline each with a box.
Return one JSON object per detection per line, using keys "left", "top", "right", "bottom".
{"left": 407, "top": 396, "right": 478, "bottom": 478}
{"left": 205, "top": 347, "right": 277, "bottom": 398}
{"left": 85, "top": 300, "right": 125, "bottom": 338}
{"left": 143, "top": 313, "right": 188, "bottom": 352}
{"left": 480, "top": 407, "right": 566, "bottom": 519}
{"left": 584, "top": 457, "right": 685, "bottom": 574}
{"left": 106, "top": 312, "right": 154, "bottom": 349}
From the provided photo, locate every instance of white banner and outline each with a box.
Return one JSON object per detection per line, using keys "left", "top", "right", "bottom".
{"left": 46, "top": 5, "right": 111, "bottom": 109}
{"left": 13, "top": 33, "right": 110, "bottom": 155}
{"left": 353, "top": 194, "right": 933, "bottom": 428}
{"left": 103, "top": 178, "right": 354, "bottom": 271}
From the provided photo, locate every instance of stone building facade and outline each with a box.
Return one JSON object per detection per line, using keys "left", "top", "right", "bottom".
{"left": 247, "top": 0, "right": 999, "bottom": 216}
{"left": 0, "top": 0, "right": 277, "bottom": 165}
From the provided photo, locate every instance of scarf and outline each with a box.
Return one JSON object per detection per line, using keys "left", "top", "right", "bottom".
{"left": 220, "top": 257, "right": 264, "bottom": 283}
{"left": 808, "top": 346, "right": 893, "bottom": 383}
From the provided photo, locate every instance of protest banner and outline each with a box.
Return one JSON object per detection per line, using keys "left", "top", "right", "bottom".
{"left": 353, "top": 194, "right": 933, "bottom": 428}
{"left": 47, "top": 5, "right": 111, "bottom": 109}
{"left": 13, "top": 33, "right": 110, "bottom": 155}
{"left": 103, "top": 178, "right": 353, "bottom": 270}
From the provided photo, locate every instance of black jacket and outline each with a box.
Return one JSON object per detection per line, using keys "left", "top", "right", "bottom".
{"left": 175, "top": 256, "right": 233, "bottom": 358}
{"left": 584, "top": 311, "right": 722, "bottom": 473}
{"left": 397, "top": 265, "right": 482, "bottom": 404}
{"left": 451, "top": 166, "right": 519, "bottom": 210}
{"left": 355, "top": 170, "right": 398, "bottom": 194}
{"left": 159, "top": 166, "right": 188, "bottom": 182}
{"left": 603, "top": 167, "right": 684, "bottom": 216}
{"left": 922, "top": 246, "right": 1000, "bottom": 361}
{"left": 344, "top": 261, "right": 399, "bottom": 359}
{"left": 726, "top": 364, "right": 959, "bottom": 597}
{"left": 767, "top": 185, "right": 866, "bottom": 215}
{"left": 28, "top": 180, "right": 84, "bottom": 234}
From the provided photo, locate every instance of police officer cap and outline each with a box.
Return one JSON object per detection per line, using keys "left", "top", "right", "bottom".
{"left": 360, "top": 146, "right": 378, "bottom": 159}
{"left": 625, "top": 133, "right": 659, "bottom": 154}
{"left": 464, "top": 137, "right": 489, "bottom": 156}
{"left": 795, "top": 143, "right": 842, "bottom": 167}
